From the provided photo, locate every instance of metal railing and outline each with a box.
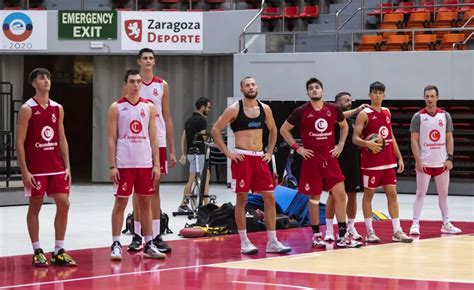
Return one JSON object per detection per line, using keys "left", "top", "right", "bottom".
{"left": 239, "top": 0, "right": 266, "bottom": 53}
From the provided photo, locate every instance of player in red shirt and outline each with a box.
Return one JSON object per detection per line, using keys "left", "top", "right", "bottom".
{"left": 353, "top": 81, "right": 413, "bottom": 243}
{"left": 280, "top": 78, "right": 362, "bottom": 248}
{"left": 16, "top": 68, "right": 77, "bottom": 267}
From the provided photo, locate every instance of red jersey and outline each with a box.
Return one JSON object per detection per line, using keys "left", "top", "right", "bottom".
{"left": 287, "top": 102, "right": 344, "bottom": 160}
{"left": 360, "top": 107, "right": 397, "bottom": 170}
{"left": 24, "top": 98, "right": 65, "bottom": 176}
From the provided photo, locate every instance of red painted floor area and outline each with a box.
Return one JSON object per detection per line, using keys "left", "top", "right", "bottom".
{"left": 1, "top": 220, "right": 473, "bottom": 290}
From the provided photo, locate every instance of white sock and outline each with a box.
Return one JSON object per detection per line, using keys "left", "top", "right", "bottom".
{"left": 113, "top": 236, "right": 120, "bottom": 243}
{"left": 153, "top": 219, "right": 160, "bottom": 238}
{"left": 267, "top": 230, "right": 277, "bottom": 243}
{"left": 364, "top": 218, "right": 373, "bottom": 231}
{"left": 412, "top": 217, "right": 420, "bottom": 226}
{"left": 325, "top": 219, "right": 334, "bottom": 233}
{"left": 392, "top": 218, "right": 401, "bottom": 233}
{"left": 32, "top": 241, "right": 41, "bottom": 251}
{"left": 347, "top": 219, "right": 355, "bottom": 229}
{"left": 238, "top": 230, "right": 251, "bottom": 244}
{"left": 144, "top": 236, "right": 152, "bottom": 243}
{"left": 54, "top": 240, "right": 65, "bottom": 254}
{"left": 134, "top": 221, "right": 142, "bottom": 236}
{"left": 443, "top": 217, "right": 450, "bottom": 225}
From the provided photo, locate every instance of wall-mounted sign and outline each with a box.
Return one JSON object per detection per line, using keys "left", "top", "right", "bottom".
{"left": 121, "top": 12, "right": 203, "bottom": 51}
{"left": 0, "top": 11, "right": 47, "bottom": 50}
{"left": 58, "top": 11, "right": 117, "bottom": 40}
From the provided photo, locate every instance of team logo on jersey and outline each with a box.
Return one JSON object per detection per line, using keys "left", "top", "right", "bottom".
{"left": 140, "top": 108, "right": 146, "bottom": 118}
{"left": 378, "top": 126, "right": 389, "bottom": 139}
{"left": 34, "top": 111, "right": 41, "bottom": 115}
{"left": 307, "top": 113, "right": 314, "bottom": 118}
{"left": 51, "top": 113, "right": 57, "bottom": 123}
{"left": 125, "top": 20, "right": 142, "bottom": 42}
{"left": 239, "top": 180, "right": 245, "bottom": 188}
{"left": 386, "top": 116, "right": 390, "bottom": 124}
{"left": 429, "top": 129, "right": 441, "bottom": 142}
{"left": 129, "top": 120, "right": 143, "bottom": 134}
{"left": 438, "top": 119, "right": 444, "bottom": 127}
{"left": 305, "top": 183, "right": 310, "bottom": 191}
{"left": 153, "top": 88, "right": 159, "bottom": 97}
{"left": 322, "top": 161, "right": 328, "bottom": 168}
{"left": 314, "top": 118, "right": 328, "bottom": 133}
{"left": 327, "top": 110, "right": 332, "bottom": 117}
{"left": 122, "top": 182, "right": 128, "bottom": 192}
{"left": 41, "top": 126, "right": 54, "bottom": 142}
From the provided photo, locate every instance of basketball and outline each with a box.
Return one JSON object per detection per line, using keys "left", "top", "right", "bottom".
{"left": 366, "top": 133, "right": 386, "bottom": 154}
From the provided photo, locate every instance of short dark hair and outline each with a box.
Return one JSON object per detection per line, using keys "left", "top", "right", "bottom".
{"left": 369, "top": 81, "right": 385, "bottom": 93}
{"left": 424, "top": 85, "right": 439, "bottom": 96}
{"left": 335, "top": 92, "right": 351, "bottom": 102}
{"left": 138, "top": 48, "right": 154, "bottom": 59}
{"left": 29, "top": 68, "right": 51, "bottom": 84}
{"left": 124, "top": 69, "right": 141, "bottom": 82}
{"left": 306, "top": 78, "right": 323, "bottom": 90}
{"left": 240, "top": 76, "right": 254, "bottom": 88}
{"left": 195, "top": 97, "right": 211, "bottom": 110}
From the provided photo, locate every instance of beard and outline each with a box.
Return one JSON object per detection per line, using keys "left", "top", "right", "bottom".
{"left": 310, "top": 96, "right": 322, "bottom": 101}
{"left": 342, "top": 105, "right": 351, "bottom": 112}
{"left": 244, "top": 92, "right": 258, "bottom": 99}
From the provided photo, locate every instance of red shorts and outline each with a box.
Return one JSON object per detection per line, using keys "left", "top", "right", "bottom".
{"left": 422, "top": 167, "right": 445, "bottom": 177}
{"left": 362, "top": 168, "right": 397, "bottom": 189}
{"left": 231, "top": 149, "right": 275, "bottom": 193}
{"left": 24, "top": 173, "right": 70, "bottom": 197}
{"left": 159, "top": 147, "right": 168, "bottom": 175}
{"left": 298, "top": 157, "right": 345, "bottom": 196}
{"left": 114, "top": 168, "right": 155, "bottom": 198}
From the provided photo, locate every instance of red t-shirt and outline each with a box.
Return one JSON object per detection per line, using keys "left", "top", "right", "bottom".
{"left": 287, "top": 102, "right": 344, "bottom": 160}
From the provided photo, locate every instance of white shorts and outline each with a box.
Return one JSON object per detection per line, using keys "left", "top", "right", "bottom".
{"left": 187, "top": 154, "right": 205, "bottom": 173}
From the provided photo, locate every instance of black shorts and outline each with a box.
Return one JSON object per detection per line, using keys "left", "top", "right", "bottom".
{"left": 339, "top": 153, "right": 362, "bottom": 193}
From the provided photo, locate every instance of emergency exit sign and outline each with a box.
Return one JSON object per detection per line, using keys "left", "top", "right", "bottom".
{"left": 58, "top": 11, "right": 117, "bottom": 40}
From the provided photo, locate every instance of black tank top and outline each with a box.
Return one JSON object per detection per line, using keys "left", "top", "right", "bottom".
{"left": 230, "top": 100, "right": 266, "bottom": 132}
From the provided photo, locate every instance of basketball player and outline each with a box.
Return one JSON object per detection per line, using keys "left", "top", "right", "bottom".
{"left": 353, "top": 81, "right": 413, "bottom": 243}
{"left": 16, "top": 68, "right": 77, "bottom": 267}
{"left": 128, "top": 48, "right": 175, "bottom": 253}
{"left": 325, "top": 92, "right": 369, "bottom": 241}
{"left": 280, "top": 78, "right": 362, "bottom": 249}
{"left": 409, "top": 85, "right": 461, "bottom": 235}
{"left": 211, "top": 77, "right": 291, "bottom": 254}
{"left": 108, "top": 69, "right": 164, "bottom": 260}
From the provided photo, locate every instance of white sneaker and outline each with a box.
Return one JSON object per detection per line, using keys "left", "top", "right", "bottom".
{"left": 266, "top": 241, "right": 292, "bottom": 253}
{"left": 409, "top": 224, "right": 420, "bottom": 235}
{"left": 312, "top": 233, "right": 326, "bottom": 249}
{"left": 110, "top": 241, "right": 122, "bottom": 261}
{"left": 337, "top": 233, "right": 363, "bottom": 248}
{"left": 241, "top": 242, "right": 258, "bottom": 255}
{"left": 393, "top": 230, "right": 414, "bottom": 243}
{"left": 366, "top": 229, "right": 380, "bottom": 243}
{"left": 144, "top": 241, "right": 166, "bottom": 259}
{"left": 347, "top": 227, "right": 362, "bottom": 241}
{"left": 441, "top": 222, "right": 462, "bottom": 234}
{"left": 324, "top": 231, "right": 335, "bottom": 242}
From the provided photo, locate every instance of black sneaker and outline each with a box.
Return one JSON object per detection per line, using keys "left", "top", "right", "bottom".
{"left": 50, "top": 249, "right": 77, "bottom": 267}
{"left": 153, "top": 235, "right": 171, "bottom": 253}
{"left": 32, "top": 248, "right": 49, "bottom": 267}
{"left": 128, "top": 234, "right": 143, "bottom": 252}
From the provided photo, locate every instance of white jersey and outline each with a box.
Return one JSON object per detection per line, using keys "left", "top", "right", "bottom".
{"left": 140, "top": 75, "right": 166, "bottom": 147}
{"left": 410, "top": 108, "right": 453, "bottom": 168}
{"left": 116, "top": 97, "right": 153, "bottom": 168}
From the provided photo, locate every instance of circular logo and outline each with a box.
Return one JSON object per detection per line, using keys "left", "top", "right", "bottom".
{"left": 429, "top": 129, "right": 440, "bottom": 142}
{"left": 41, "top": 126, "right": 54, "bottom": 142}
{"left": 378, "top": 126, "right": 389, "bottom": 139}
{"left": 314, "top": 118, "right": 328, "bottom": 133}
{"left": 129, "top": 120, "right": 143, "bottom": 134}
{"left": 2, "top": 12, "right": 33, "bottom": 42}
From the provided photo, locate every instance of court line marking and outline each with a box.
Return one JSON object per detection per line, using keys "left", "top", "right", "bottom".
{"left": 232, "top": 280, "right": 316, "bottom": 289}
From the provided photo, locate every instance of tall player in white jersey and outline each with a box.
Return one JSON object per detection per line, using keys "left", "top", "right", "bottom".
{"left": 128, "top": 48, "right": 175, "bottom": 253}
{"left": 108, "top": 69, "right": 164, "bottom": 260}
{"left": 16, "top": 68, "right": 77, "bottom": 267}
{"left": 409, "top": 85, "right": 462, "bottom": 235}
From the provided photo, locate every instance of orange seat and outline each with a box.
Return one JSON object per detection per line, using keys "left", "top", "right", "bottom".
{"left": 357, "top": 35, "right": 383, "bottom": 51}
{"left": 439, "top": 0, "right": 459, "bottom": 12}
{"left": 433, "top": 11, "right": 459, "bottom": 38}
{"left": 384, "top": 34, "right": 411, "bottom": 51}
{"left": 394, "top": 2, "right": 415, "bottom": 15}
{"left": 299, "top": 5, "right": 319, "bottom": 20}
{"left": 379, "top": 22, "right": 399, "bottom": 39}
{"left": 382, "top": 12, "right": 405, "bottom": 27}
{"left": 414, "top": 34, "right": 437, "bottom": 50}
{"left": 439, "top": 33, "right": 466, "bottom": 49}
{"left": 368, "top": 3, "right": 394, "bottom": 16}
{"left": 262, "top": 7, "right": 282, "bottom": 20}
{"left": 405, "top": 12, "right": 431, "bottom": 33}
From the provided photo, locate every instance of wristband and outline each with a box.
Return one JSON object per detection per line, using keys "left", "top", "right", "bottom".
{"left": 291, "top": 143, "right": 299, "bottom": 150}
{"left": 447, "top": 154, "right": 453, "bottom": 161}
